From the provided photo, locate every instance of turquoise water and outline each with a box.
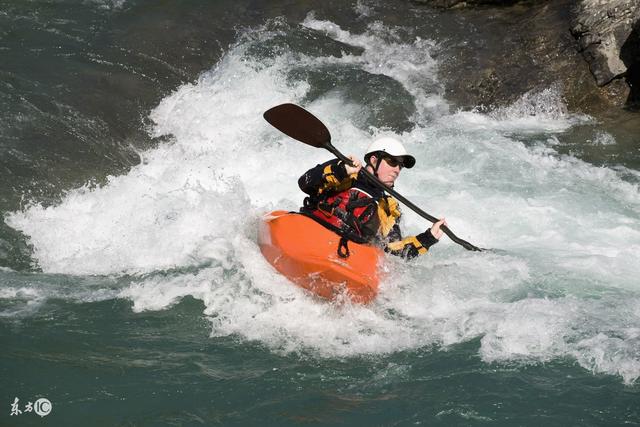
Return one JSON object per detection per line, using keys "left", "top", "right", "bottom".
{"left": 2, "top": 0, "right": 639, "bottom": 425}
{"left": 4, "top": 296, "right": 639, "bottom": 425}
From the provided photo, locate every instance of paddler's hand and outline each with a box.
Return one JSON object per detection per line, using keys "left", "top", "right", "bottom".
{"left": 429, "top": 218, "right": 447, "bottom": 240}
{"left": 344, "top": 155, "right": 362, "bottom": 176}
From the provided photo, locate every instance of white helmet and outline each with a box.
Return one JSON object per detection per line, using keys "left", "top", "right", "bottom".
{"left": 364, "top": 136, "right": 416, "bottom": 169}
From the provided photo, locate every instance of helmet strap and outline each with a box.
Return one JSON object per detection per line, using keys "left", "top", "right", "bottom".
{"left": 369, "top": 153, "right": 393, "bottom": 190}
{"left": 372, "top": 153, "right": 382, "bottom": 177}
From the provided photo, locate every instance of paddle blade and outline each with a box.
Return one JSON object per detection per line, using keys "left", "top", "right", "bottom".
{"left": 263, "top": 103, "right": 331, "bottom": 147}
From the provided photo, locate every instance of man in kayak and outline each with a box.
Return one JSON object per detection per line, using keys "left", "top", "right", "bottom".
{"left": 298, "top": 136, "right": 447, "bottom": 259}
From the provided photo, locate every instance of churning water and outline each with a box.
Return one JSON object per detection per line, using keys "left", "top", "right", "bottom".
{"left": 1, "top": 1, "right": 639, "bottom": 425}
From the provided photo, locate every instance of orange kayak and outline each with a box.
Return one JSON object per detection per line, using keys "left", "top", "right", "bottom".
{"left": 258, "top": 210, "right": 383, "bottom": 303}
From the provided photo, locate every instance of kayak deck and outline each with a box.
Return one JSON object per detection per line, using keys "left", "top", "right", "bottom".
{"left": 258, "top": 210, "right": 382, "bottom": 303}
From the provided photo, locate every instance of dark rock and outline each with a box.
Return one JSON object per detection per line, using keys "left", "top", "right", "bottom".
{"left": 620, "top": 19, "right": 640, "bottom": 108}
{"left": 571, "top": 0, "right": 640, "bottom": 87}
{"left": 409, "top": 0, "right": 640, "bottom": 160}
{"left": 412, "top": 0, "right": 530, "bottom": 8}
{"left": 435, "top": 1, "right": 612, "bottom": 112}
{"left": 417, "top": 0, "right": 640, "bottom": 114}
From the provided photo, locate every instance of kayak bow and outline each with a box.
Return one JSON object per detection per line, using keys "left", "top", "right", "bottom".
{"left": 258, "top": 211, "right": 383, "bottom": 303}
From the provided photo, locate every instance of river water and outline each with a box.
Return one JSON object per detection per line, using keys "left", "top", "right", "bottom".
{"left": 1, "top": 0, "right": 639, "bottom": 425}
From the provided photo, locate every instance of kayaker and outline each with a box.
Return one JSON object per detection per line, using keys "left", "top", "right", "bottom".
{"left": 298, "top": 136, "right": 447, "bottom": 259}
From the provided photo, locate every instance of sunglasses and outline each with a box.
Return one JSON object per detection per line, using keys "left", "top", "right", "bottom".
{"left": 382, "top": 156, "right": 404, "bottom": 168}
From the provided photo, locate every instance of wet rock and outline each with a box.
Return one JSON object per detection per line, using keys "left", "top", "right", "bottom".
{"left": 619, "top": 17, "right": 640, "bottom": 108}
{"left": 418, "top": 0, "right": 640, "bottom": 114}
{"left": 571, "top": 0, "right": 640, "bottom": 89}
{"left": 435, "top": 1, "right": 603, "bottom": 111}
{"left": 412, "top": 0, "right": 528, "bottom": 8}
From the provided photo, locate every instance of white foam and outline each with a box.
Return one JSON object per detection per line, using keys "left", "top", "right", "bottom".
{"left": 0, "top": 269, "right": 124, "bottom": 317}
{"left": 5, "top": 18, "right": 640, "bottom": 384}
{"left": 85, "top": 0, "right": 127, "bottom": 11}
{"left": 354, "top": 0, "right": 375, "bottom": 18}
{"left": 573, "top": 332, "right": 640, "bottom": 385}
{"left": 0, "top": 286, "right": 42, "bottom": 301}
{"left": 302, "top": 15, "right": 448, "bottom": 120}
{"left": 589, "top": 130, "right": 617, "bottom": 146}
{"left": 449, "top": 86, "right": 592, "bottom": 134}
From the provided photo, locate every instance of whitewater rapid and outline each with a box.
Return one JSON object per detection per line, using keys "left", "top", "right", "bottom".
{"left": 4, "top": 16, "right": 640, "bottom": 383}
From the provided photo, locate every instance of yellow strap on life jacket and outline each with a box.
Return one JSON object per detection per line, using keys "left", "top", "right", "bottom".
{"left": 319, "top": 163, "right": 354, "bottom": 195}
{"left": 377, "top": 196, "right": 401, "bottom": 237}
{"left": 386, "top": 236, "right": 428, "bottom": 255}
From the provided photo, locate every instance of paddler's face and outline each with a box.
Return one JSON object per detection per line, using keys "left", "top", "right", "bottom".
{"left": 370, "top": 155, "right": 402, "bottom": 187}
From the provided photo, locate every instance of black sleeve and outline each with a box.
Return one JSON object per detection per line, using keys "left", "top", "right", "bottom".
{"left": 298, "top": 158, "right": 352, "bottom": 196}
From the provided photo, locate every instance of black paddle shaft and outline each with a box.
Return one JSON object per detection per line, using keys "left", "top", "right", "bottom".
{"left": 323, "top": 143, "right": 482, "bottom": 252}
{"left": 263, "top": 103, "right": 483, "bottom": 252}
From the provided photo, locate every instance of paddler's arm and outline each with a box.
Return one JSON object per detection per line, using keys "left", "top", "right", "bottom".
{"left": 298, "top": 158, "right": 359, "bottom": 196}
{"left": 384, "top": 219, "right": 446, "bottom": 260}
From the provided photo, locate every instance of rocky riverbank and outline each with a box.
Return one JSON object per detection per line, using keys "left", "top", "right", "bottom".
{"left": 412, "top": 0, "right": 640, "bottom": 115}
{"left": 571, "top": 0, "right": 639, "bottom": 106}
